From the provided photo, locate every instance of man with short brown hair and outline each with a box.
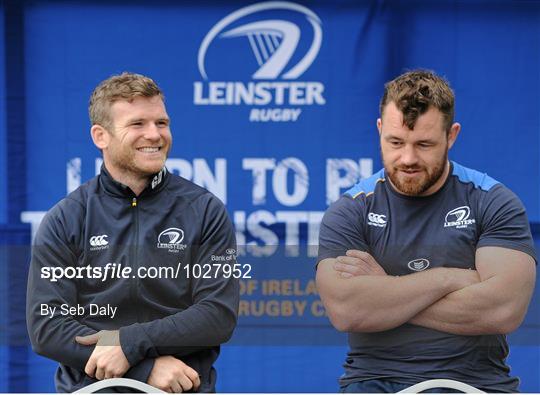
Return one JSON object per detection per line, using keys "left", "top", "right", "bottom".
{"left": 316, "top": 69, "right": 536, "bottom": 392}
{"left": 27, "top": 72, "right": 239, "bottom": 392}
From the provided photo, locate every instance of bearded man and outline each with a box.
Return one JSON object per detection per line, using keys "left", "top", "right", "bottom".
{"left": 27, "top": 72, "right": 239, "bottom": 393}
{"left": 316, "top": 69, "right": 536, "bottom": 393}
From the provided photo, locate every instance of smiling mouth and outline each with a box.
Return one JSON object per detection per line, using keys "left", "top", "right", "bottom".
{"left": 137, "top": 147, "right": 161, "bottom": 153}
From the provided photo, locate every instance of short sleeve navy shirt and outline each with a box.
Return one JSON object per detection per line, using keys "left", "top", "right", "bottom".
{"left": 318, "top": 161, "right": 536, "bottom": 392}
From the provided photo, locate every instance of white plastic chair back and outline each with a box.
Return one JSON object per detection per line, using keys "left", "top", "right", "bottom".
{"left": 398, "top": 379, "right": 485, "bottom": 393}
{"left": 73, "top": 378, "right": 165, "bottom": 393}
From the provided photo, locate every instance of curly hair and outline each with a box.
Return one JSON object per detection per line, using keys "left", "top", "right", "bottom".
{"left": 380, "top": 70, "right": 454, "bottom": 133}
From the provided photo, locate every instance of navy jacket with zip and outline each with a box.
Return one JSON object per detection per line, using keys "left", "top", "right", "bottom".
{"left": 27, "top": 166, "right": 239, "bottom": 392}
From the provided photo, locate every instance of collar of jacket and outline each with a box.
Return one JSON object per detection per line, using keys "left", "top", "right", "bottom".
{"left": 99, "top": 164, "right": 170, "bottom": 198}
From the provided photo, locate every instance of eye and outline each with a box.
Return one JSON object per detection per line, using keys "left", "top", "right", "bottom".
{"left": 131, "top": 121, "right": 143, "bottom": 127}
{"left": 418, "top": 142, "right": 433, "bottom": 148}
{"left": 389, "top": 140, "right": 403, "bottom": 147}
{"left": 156, "top": 120, "right": 169, "bottom": 128}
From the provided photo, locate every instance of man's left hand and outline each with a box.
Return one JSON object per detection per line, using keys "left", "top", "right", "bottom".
{"left": 333, "top": 250, "right": 387, "bottom": 278}
{"left": 75, "top": 330, "right": 130, "bottom": 380}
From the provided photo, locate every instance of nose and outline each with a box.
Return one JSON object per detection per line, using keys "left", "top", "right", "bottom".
{"left": 144, "top": 124, "right": 161, "bottom": 142}
{"left": 400, "top": 144, "right": 419, "bottom": 167}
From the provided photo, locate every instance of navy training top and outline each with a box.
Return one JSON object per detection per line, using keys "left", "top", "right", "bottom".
{"left": 317, "top": 161, "right": 536, "bottom": 392}
{"left": 27, "top": 166, "right": 239, "bottom": 392}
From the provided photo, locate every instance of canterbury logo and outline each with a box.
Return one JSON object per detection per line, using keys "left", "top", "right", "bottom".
{"left": 367, "top": 212, "right": 387, "bottom": 227}
{"left": 444, "top": 206, "right": 475, "bottom": 229}
{"left": 89, "top": 235, "right": 108, "bottom": 247}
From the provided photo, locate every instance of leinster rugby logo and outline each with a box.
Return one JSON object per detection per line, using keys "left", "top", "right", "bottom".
{"left": 444, "top": 206, "right": 475, "bottom": 229}
{"left": 157, "top": 228, "right": 186, "bottom": 253}
{"left": 407, "top": 258, "right": 430, "bottom": 272}
{"left": 194, "top": 1, "right": 325, "bottom": 122}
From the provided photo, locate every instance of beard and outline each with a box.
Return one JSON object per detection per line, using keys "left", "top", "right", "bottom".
{"left": 383, "top": 149, "right": 448, "bottom": 196}
{"left": 108, "top": 145, "right": 169, "bottom": 181}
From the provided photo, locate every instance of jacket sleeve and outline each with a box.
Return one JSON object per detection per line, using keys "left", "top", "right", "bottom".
{"left": 119, "top": 194, "right": 240, "bottom": 366}
{"left": 26, "top": 203, "right": 95, "bottom": 369}
{"left": 26, "top": 201, "right": 155, "bottom": 382}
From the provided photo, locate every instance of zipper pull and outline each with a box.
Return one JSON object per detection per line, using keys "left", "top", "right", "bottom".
{"left": 132, "top": 197, "right": 137, "bottom": 207}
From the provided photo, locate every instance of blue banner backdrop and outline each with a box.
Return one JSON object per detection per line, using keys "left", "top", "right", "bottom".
{"left": 0, "top": 0, "right": 539, "bottom": 392}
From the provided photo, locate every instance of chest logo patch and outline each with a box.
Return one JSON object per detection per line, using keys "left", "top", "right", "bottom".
{"left": 89, "top": 234, "right": 109, "bottom": 251}
{"left": 407, "top": 258, "right": 430, "bottom": 271}
{"left": 367, "top": 212, "right": 387, "bottom": 227}
{"left": 157, "top": 228, "right": 187, "bottom": 253}
{"left": 444, "top": 206, "right": 476, "bottom": 229}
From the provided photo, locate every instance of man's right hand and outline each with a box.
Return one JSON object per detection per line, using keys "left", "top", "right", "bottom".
{"left": 148, "top": 356, "right": 201, "bottom": 393}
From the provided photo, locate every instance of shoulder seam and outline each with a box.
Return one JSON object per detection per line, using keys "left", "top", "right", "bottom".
{"left": 451, "top": 161, "right": 500, "bottom": 192}
{"left": 351, "top": 178, "right": 385, "bottom": 199}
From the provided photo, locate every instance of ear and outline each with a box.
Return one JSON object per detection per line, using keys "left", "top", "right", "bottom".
{"left": 91, "top": 125, "right": 111, "bottom": 150}
{"left": 447, "top": 122, "right": 461, "bottom": 149}
{"left": 377, "top": 118, "right": 382, "bottom": 136}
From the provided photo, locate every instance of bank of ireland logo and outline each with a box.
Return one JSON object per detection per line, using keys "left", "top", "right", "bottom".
{"left": 194, "top": 1, "right": 325, "bottom": 122}
{"left": 157, "top": 228, "right": 187, "bottom": 253}
{"left": 407, "top": 258, "right": 430, "bottom": 272}
{"left": 444, "top": 206, "right": 475, "bottom": 229}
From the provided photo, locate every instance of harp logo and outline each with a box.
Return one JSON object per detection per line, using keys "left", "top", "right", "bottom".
{"left": 194, "top": 1, "right": 326, "bottom": 122}
{"left": 157, "top": 228, "right": 186, "bottom": 253}
{"left": 444, "top": 206, "right": 476, "bottom": 229}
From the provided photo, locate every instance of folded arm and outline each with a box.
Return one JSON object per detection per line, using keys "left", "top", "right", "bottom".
{"left": 26, "top": 210, "right": 155, "bottom": 382}
{"left": 119, "top": 195, "right": 239, "bottom": 367}
{"left": 330, "top": 247, "right": 536, "bottom": 335}
{"left": 410, "top": 246, "right": 536, "bottom": 335}
{"left": 316, "top": 251, "right": 478, "bottom": 332}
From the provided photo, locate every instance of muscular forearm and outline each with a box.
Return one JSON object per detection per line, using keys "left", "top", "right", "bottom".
{"left": 317, "top": 259, "right": 477, "bottom": 332}
{"left": 410, "top": 273, "right": 529, "bottom": 335}
{"left": 411, "top": 248, "right": 536, "bottom": 335}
